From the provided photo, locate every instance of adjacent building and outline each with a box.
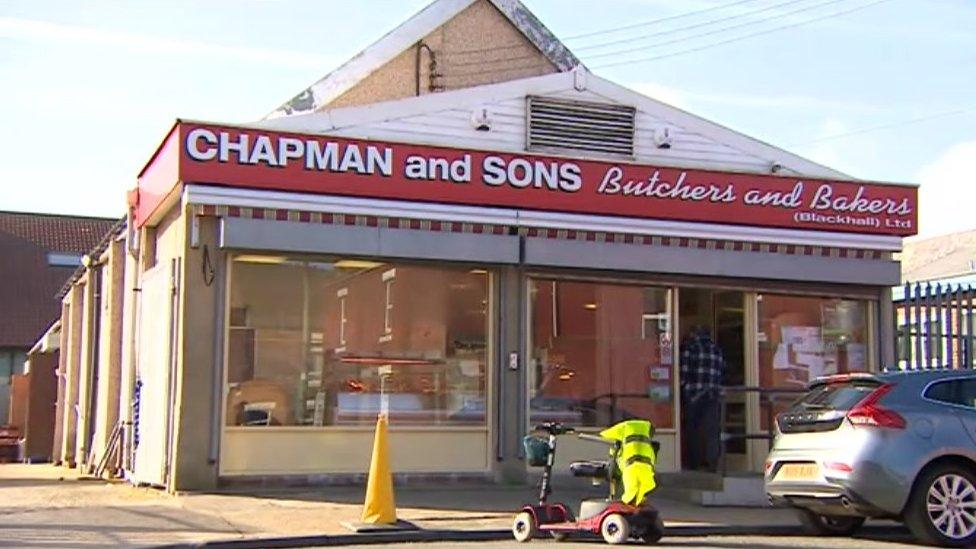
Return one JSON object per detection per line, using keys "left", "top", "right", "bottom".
{"left": 0, "top": 211, "right": 116, "bottom": 425}
{"left": 894, "top": 230, "right": 976, "bottom": 370}
{"left": 52, "top": 0, "right": 917, "bottom": 492}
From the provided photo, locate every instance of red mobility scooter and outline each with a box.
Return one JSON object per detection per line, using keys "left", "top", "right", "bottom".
{"left": 512, "top": 422, "right": 664, "bottom": 545}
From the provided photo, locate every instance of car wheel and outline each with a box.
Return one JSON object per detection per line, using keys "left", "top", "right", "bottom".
{"left": 512, "top": 511, "right": 536, "bottom": 543}
{"left": 904, "top": 464, "right": 976, "bottom": 547}
{"left": 601, "top": 513, "right": 631, "bottom": 545}
{"left": 796, "top": 509, "right": 866, "bottom": 536}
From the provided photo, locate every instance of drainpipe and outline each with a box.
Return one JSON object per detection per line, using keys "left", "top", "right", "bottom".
{"left": 121, "top": 222, "right": 142, "bottom": 474}
{"left": 208, "top": 240, "right": 225, "bottom": 468}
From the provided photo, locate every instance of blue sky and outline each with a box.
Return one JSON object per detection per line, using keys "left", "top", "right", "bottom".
{"left": 1, "top": 0, "right": 972, "bottom": 237}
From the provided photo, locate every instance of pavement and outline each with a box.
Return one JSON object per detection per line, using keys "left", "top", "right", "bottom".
{"left": 0, "top": 463, "right": 904, "bottom": 548}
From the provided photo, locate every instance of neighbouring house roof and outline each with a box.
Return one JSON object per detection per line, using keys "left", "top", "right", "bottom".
{"left": 900, "top": 229, "right": 976, "bottom": 283}
{"left": 0, "top": 211, "right": 117, "bottom": 348}
{"left": 0, "top": 210, "right": 117, "bottom": 254}
{"left": 56, "top": 217, "right": 127, "bottom": 300}
{"left": 266, "top": 0, "right": 579, "bottom": 118}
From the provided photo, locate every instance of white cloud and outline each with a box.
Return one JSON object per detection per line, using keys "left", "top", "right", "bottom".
{"left": 914, "top": 141, "right": 976, "bottom": 238}
{"left": 0, "top": 17, "right": 340, "bottom": 70}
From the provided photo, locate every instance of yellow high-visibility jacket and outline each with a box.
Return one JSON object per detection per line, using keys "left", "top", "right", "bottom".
{"left": 599, "top": 419, "right": 657, "bottom": 505}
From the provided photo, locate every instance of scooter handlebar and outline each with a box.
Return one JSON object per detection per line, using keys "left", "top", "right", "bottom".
{"left": 533, "top": 422, "right": 575, "bottom": 435}
{"left": 578, "top": 432, "right": 612, "bottom": 445}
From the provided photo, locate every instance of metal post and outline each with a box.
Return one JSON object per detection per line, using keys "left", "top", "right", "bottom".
{"left": 899, "top": 283, "right": 908, "bottom": 370}
{"left": 719, "top": 388, "right": 727, "bottom": 476}
{"left": 966, "top": 286, "right": 976, "bottom": 368}
{"left": 913, "top": 282, "right": 923, "bottom": 370}
{"left": 947, "top": 285, "right": 955, "bottom": 369}
{"left": 954, "top": 286, "right": 963, "bottom": 369}
{"left": 935, "top": 283, "right": 945, "bottom": 369}
{"left": 925, "top": 282, "right": 938, "bottom": 369}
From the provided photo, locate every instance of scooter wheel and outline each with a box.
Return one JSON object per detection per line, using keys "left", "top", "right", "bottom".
{"left": 601, "top": 513, "right": 630, "bottom": 545}
{"left": 550, "top": 531, "right": 568, "bottom": 542}
{"left": 641, "top": 514, "right": 665, "bottom": 544}
{"left": 512, "top": 511, "right": 536, "bottom": 542}
{"left": 641, "top": 527, "right": 663, "bottom": 544}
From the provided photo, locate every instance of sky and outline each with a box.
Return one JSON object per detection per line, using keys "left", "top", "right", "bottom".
{"left": 0, "top": 0, "right": 973, "bottom": 239}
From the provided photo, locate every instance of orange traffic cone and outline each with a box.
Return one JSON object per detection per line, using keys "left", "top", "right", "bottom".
{"left": 361, "top": 414, "right": 396, "bottom": 524}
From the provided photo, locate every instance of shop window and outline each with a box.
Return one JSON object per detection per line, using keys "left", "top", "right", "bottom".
{"left": 226, "top": 256, "right": 489, "bottom": 427}
{"left": 528, "top": 279, "right": 674, "bottom": 429}
{"left": 756, "top": 294, "right": 870, "bottom": 428}
{"left": 758, "top": 294, "right": 869, "bottom": 388}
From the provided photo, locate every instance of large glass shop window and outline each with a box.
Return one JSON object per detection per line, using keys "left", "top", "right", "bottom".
{"left": 226, "top": 256, "right": 489, "bottom": 427}
{"left": 528, "top": 279, "right": 674, "bottom": 429}
{"left": 757, "top": 294, "right": 870, "bottom": 389}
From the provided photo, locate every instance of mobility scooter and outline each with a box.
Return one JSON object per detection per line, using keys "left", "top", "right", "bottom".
{"left": 512, "top": 422, "right": 664, "bottom": 545}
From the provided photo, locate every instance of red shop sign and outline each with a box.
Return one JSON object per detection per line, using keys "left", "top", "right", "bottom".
{"left": 136, "top": 122, "right": 917, "bottom": 236}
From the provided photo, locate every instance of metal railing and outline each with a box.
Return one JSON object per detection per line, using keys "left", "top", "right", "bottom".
{"left": 717, "top": 386, "right": 806, "bottom": 475}
{"left": 896, "top": 281, "right": 976, "bottom": 370}
{"left": 569, "top": 388, "right": 806, "bottom": 475}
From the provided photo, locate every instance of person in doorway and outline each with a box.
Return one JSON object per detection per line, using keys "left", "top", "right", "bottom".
{"left": 679, "top": 325, "right": 726, "bottom": 472}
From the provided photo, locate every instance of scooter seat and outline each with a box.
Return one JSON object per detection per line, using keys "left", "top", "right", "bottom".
{"left": 570, "top": 460, "right": 610, "bottom": 479}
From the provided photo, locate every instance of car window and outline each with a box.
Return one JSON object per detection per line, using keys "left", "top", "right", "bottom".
{"left": 924, "top": 378, "right": 976, "bottom": 409}
{"left": 790, "top": 381, "right": 879, "bottom": 412}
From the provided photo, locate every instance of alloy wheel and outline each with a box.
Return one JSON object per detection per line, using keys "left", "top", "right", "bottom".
{"left": 927, "top": 473, "right": 976, "bottom": 540}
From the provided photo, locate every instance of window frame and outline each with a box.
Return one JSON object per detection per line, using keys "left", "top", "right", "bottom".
{"left": 336, "top": 287, "right": 348, "bottom": 351}
{"left": 525, "top": 275, "right": 677, "bottom": 430}
{"left": 922, "top": 376, "right": 976, "bottom": 411}
{"left": 380, "top": 268, "right": 396, "bottom": 342}
{"left": 222, "top": 253, "right": 494, "bottom": 431}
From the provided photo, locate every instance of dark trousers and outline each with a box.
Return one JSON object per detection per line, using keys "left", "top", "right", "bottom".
{"left": 682, "top": 392, "right": 722, "bottom": 472}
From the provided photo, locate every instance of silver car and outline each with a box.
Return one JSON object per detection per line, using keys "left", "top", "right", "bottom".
{"left": 765, "top": 370, "right": 976, "bottom": 547}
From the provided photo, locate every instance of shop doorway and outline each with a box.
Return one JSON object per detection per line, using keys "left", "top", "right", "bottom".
{"left": 678, "top": 289, "right": 747, "bottom": 473}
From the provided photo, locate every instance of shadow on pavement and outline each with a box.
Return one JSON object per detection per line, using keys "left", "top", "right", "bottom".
{"left": 0, "top": 478, "right": 77, "bottom": 489}
{"left": 0, "top": 504, "right": 241, "bottom": 549}
{"left": 205, "top": 481, "right": 604, "bottom": 514}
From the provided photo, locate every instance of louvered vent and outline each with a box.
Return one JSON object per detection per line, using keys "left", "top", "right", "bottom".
{"left": 527, "top": 96, "right": 636, "bottom": 157}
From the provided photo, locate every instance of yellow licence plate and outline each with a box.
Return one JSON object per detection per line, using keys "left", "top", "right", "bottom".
{"left": 776, "top": 463, "right": 820, "bottom": 481}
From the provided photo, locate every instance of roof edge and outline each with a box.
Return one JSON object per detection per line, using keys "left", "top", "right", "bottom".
{"left": 56, "top": 217, "right": 127, "bottom": 300}
{"left": 264, "top": 0, "right": 579, "bottom": 120}
{"left": 0, "top": 210, "right": 117, "bottom": 222}
{"left": 488, "top": 0, "right": 580, "bottom": 71}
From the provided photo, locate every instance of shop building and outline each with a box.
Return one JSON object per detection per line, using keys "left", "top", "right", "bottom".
{"left": 52, "top": 0, "right": 917, "bottom": 492}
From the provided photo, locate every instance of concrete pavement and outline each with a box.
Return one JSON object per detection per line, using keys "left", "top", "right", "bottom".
{"left": 0, "top": 463, "right": 899, "bottom": 548}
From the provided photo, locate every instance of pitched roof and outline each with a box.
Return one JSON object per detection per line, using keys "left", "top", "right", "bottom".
{"left": 258, "top": 68, "right": 852, "bottom": 180}
{"left": 0, "top": 210, "right": 117, "bottom": 254}
{"left": 0, "top": 211, "right": 117, "bottom": 348}
{"left": 266, "top": 0, "right": 579, "bottom": 119}
{"left": 901, "top": 229, "right": 976, "bottom": 283}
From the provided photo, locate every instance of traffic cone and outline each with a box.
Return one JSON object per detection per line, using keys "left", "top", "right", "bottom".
{"left": 361, "top": 414, "right": 397, "bottom": 524}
